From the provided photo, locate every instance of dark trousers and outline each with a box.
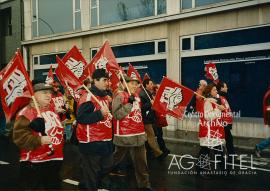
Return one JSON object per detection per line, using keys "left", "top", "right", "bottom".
{"left": 224, "top": 124, "right": 236, "bottom": 162}
{"left": 153, "top": 126, "right": 168, "bottom": 152}
{"left": 80, "top": 153, "right": 113, "bottom": 191}
{"left": 19, "top": 160, "right": 62, "bottom": 190}
{"left": 113, "top": 145, "right": 150, "bottom": 188}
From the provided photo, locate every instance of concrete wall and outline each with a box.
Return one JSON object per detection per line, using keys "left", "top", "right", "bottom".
{"left": 0, "top": 0, "right": 22, "bottom": 66}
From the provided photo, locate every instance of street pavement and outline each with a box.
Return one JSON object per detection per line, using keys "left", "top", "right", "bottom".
{"left": 1, "top": 136, "right": 270, "bottom": 191}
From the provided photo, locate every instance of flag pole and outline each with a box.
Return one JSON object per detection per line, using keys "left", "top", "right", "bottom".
{"left": 193, "top": 91, "right": 221, "bottom": 107}
{"left": 141, "top": 84, "right": 152, "bottom": 102}
{"left": 119, "top": 70, "right": 131, "bottom": 95}
{"left": 31, "top": 96, "right": 42, "bottom": 116}
{"left": 82, "top": 84, "right": 112, "bottom": 118}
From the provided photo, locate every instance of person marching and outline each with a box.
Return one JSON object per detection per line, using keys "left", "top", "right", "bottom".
{"left": 140, "top": 79, "right": 168, "bottom": 160}
{"left": 112, "top": 75, "right": 155, "bottom": 191}
{"left": 76, "top": 69, "right": 113, "bottom": 191}
{"left": 216, "top": 81, "right": 236, "bottom": 163}
{"left": 197, "top": 83, "right": 226, "bottom": 178}
{"left": 13, "top": 79, "right": 64, "bottom": 190}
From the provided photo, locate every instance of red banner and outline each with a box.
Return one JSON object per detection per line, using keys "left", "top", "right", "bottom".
{"left": 143, "top": 73, "right": 151, "bottom": 81}
{"left": 83, "top": 41, "right": 120, "bottom": 77}
{"left": 45, "top": 65, "right": 54, "bottom": 85}
{"left": 0, "top": 52, "right": 34, "bottom": 119}
{"left": 152, "top": 77, "right": 194, "bottom": 120}
{"left": 55, "top": 56, "right": 82, "bottom": 99}
{"left": 205, "top": 62, "right": 219, "bottom": 83}
{"left": 127, "top": 63, "right": 142, "bottom": 83}
{"left": 61, "top": 45, "right": 87, "bottom": 80}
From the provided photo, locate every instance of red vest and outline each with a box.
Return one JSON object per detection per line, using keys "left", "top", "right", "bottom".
{"left": 113, "top": 92, "right": 145, "bottom": 136}
{"left": 199, "top": 101, "right": 225, "bottom": 140}
{"left": 76, "top": 92, "right": 112, "bottom": 143}
{"left": 17, "top": 106, "right": 64, "bottom": 163}
{"left": 220, "top": 96, "right": 233, "bottom": 125}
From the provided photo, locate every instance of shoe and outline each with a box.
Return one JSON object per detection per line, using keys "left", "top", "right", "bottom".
{"left": 255, "top": 146, "right": 262, "bottom": 158}
{"left": 139, "top": 187, "right": 156, "bottom": 191}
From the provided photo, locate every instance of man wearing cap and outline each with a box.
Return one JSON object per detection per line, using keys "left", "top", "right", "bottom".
{"left": 112, "top": 75, "right": 154, "bottom": 191}
{"left": 76, "top": 69, "right": 113, "bottom": 191}
{"left": 13, "top": 79, "right": 64, "bottom": 190}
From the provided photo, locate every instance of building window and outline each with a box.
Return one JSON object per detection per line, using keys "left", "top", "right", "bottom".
{"left": 90, "top": 48, "right": 98, "bottom": 59}
{"left": 157, "top": 41, "right": 166, "bottom": 53}
{"left": 181, "top": 0, "right": 229, "bottom": 10}
{"left": 181, "top": 37, "right": 191, "bottom": 50}
{"left": 33, "top": 52, "right": 66, "bottom": 65}
{"left": 194, "top": 26, "right": 270, "bottom": 50}
{"left": 112, "top": 42, "right": 155, "bottom": 58}
{"left": 90, "top": 0, "right": 166, "bottom": 27}
{"left": 32, "top": 0, "right": 81, "bottom": 37}
{"left": 0, "top": 8, "right": 12, "bottom": 36}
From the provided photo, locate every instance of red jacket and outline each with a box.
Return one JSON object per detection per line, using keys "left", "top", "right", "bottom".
{"left": 113, "top": 92, "right": 145, "bottom": 136}
{"left": 17, "top": 106, "right": 64, "bottom": 162}
{"left": 76, "top": 92, "right": 112, "bottom": 143}
{"left": 220, "top": 96, "right": 233, "bottom": 125}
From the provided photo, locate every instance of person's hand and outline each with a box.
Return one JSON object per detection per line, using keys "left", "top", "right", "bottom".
{"left": 56, "top": 108, "right": 66, "bottom": 114}
{"left": 150, "top": 100, "right": 154, "bottom": 105}
{"left": 41, "top": 136, "right": 51, "bottom": 145}
{"left": 100, "top": 102, "right": 110, "bottom": 117}
{"left": 128, "top": 95, "right": 136, "bottom": 104}
{"left": 217, "top": 105, "right": 225, "bottom": 111}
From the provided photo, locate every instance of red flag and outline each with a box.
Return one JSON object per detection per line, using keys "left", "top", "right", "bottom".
{"left": 55, "top": 56, "right": 83, "bottom": 99}
{"left": 45, "top": 65, "right": 54, "bottom": 85}
{"left": 127, "top": 63, "right": 142, "bottom": 83}
{"left": 109, "top": 70, "right": 121, "bottom": 92}
{"left": 60, "top": 45, "right": 87, "bottom": 80}
{"left": 84, "top": 41, "right": 120, "bottom": 77}
{"left": 152, "top": 77, "right": 194, "bottom": 120}
{"left": 143, "top": 73, "right": 151, "bottom": 81}
{"left": 205, "top": 62, "right": 219, "bottom": 83}
{"left": 0, "top": 52, "right": 34, "bottom": 119}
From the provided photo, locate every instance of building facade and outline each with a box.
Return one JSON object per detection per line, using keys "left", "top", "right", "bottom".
{"left": 21, "top": 0, "right": 270, "bottom": 138}
{"left": 0, "top": 0, "right": 22, "bottom": 69}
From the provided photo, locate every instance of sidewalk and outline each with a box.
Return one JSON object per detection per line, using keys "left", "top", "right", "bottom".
{"left": 163, "top": 129, "right": 270, "bottom": 153}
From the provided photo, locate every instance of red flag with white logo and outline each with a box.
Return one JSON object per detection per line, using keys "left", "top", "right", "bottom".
{"left": 0, "top": 52, "right": 34, "bottom": 119}
{"left": 59, "top": 46, "right": 87, "bottom": 81}
{"left": 55, "top": 56, "right": 82, "bottom": 99}
{"left": 109, "top": 70, "right": 121, "bottom": 92}
{"left": 205, "top": 62, "right": 219, "bottom": 83}
{"left": 152, "top": 77, "right": 194, "bottom": 120}
{"left": 45, "top": 65, "right": 54, "bottom": 85}
{"left": 84, "top": 41, "right": 120, "bottom": 77}
{"left": 127, "top": 63, "right": 142, "bottom": 83}
{"left": 143, "top": 73, "right": 151, "bottom": 81}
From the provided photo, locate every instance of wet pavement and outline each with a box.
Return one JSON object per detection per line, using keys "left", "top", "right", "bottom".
{"left": 1, "top": 136, "right": 270, "bottom": 191}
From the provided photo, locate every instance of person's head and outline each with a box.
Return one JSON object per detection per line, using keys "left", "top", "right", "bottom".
{"left": 199, "top": 80, "right": 207, "bottom": 90}
{"left": 203, "top": 83, "right": 218, "bottom": 98}
{"left": 125, "top": 76, "right": 140, "bottom": 94}
{"left": 92, "top": 69, "right": 109, "bottom": 91}
{"left": 216, "top": 81, "right": 228, "bottom": 93}
{"left": 51, "top": 81, "right": 60, "bottom": 93}
{"left": 83, "top": 78, "right": 92, "bottom": 89}
{"left": 32, "top": 79, "right": 53, "bottom": 108}
{"left": 143, "top": 79, "right": 154, "bottom": 92}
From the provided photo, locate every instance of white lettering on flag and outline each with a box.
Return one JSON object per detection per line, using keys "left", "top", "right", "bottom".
{"left": 66, "top": 57, "right": 84, "bottom": 78}
{"left": 209, "top": 67, "right": 218, "bottom": 80}
{"left": 3, "top": 69, "right": 27, "bottom": 106}
{"left": 160, "top": 87, "right": 183, "bottom": 110}
{"left": 94, "top": 56, "right": 108, "bottom": 70}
